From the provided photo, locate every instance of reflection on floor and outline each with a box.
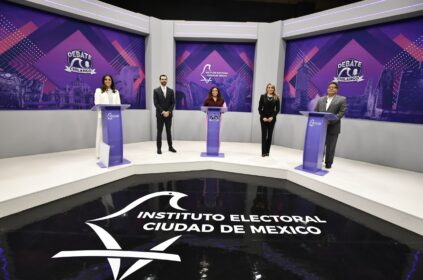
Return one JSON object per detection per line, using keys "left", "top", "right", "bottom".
{"left": 0, "top": 171, "right": 422, "bottom": 280}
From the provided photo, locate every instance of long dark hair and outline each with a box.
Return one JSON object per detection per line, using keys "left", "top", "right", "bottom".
{"left": 206, "top": 86, "right": 223, "bottom": 101}
{"left": 101, "top": 74, "right": 116, "bottom": 93}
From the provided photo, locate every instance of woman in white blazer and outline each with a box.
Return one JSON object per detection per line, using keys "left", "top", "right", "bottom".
{"left": 94, "top": 74, "right": 121, "bottom": 158}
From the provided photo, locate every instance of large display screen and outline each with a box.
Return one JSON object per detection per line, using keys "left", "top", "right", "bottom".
{"left": 282, "top": 17, "right": 423, "bottom": 124}
{"left": 175, "top": 42, "right": 255, "bottom": 112}
{"left": 0, "top": 2, "right": 146, "bottom": 110}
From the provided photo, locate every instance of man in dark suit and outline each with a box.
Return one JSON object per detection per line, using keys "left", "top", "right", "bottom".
{"left": 154, "top": 74, "right": 176, "bottom": 154}
{"left": 314, "top": 81, "right": 346, "bottom": 169}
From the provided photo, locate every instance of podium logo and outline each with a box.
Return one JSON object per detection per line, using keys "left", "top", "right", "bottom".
{"left": 309, "top": 119, "right": 322, "bottom": 127}
{"left": 200, "top": 64, "right": 229, "bottom": 84}
{"left": 65, "top": 50, "right": 96, "bottom": 74}
{"left": 52, "top": 192, "right": 187, "bottom": 280}
{"left": 209, "top": 113, "right": 220, "bottom": 121}
{"left": 107, "top": 113, "right": 120, "bottom": 120}
{"left": 335, "top": 59, "right": 364, "bottom": 82}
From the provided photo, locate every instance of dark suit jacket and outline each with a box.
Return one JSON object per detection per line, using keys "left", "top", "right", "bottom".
{"left": 314, "top": 95, "right": 347, "bottom": 134}
{"left": 258, "top": 94, "right": 280, "bottom": 119}
{"left": 153, "top": 87, "right": 175, "bottom": 117}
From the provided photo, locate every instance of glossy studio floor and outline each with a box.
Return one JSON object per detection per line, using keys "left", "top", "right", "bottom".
{"left": 1, "top": 142, "right": 423, "bottom": 280}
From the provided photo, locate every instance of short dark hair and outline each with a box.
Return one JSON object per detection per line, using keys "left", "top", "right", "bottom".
{"left": 159, "top": 74, "right": 167, "bottom": 80}
{"left": 328, "top": 81, "right": 339, "bottom": 89}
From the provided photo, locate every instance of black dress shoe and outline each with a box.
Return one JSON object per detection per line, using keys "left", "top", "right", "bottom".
{"left": 262, "top": 154, "right": 266, "bottom": 157}
{"left": 169, "top": 147, "right": 177, "bottom": 153}
{"left": 157, "top": 149, "right": 162, "bottom": 154}
{"left": 265, "top": 153, "right": 269, "bottom": 156}
{"left": 325, "top": 163, "right": 332, "bottom": 169}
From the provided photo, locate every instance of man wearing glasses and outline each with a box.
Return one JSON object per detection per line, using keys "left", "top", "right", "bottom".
{"left": 314, "top": 81, "right": 347, "bottom": 169}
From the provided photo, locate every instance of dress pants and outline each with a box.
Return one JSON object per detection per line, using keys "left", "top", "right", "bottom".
{"left": 260, "top": 119, "right": 276, "bottom": 155}
{"left": 325, "top": 133, "right": 339, "bottom": 165}
{"left": 156, "top": 115, "right": 173, "bottom": 150}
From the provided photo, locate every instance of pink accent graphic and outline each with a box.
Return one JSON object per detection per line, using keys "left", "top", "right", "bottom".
{"left": 393, "top": 34, "right": 423, "bottom": 62}
{"left": 284, "top": 47, "right": 319, "bottom": 83}
{"left": 239, "top": 52, "right": 254, "bottom": 69}
{"left": 176, "top": 50, "right": 191, "bottom": 67}
{"left": 112, "top": 40, "right": 140, "bottom": 66}
{"left": 289, "top": 83, "right": 295, "bottom": 97}
{"left": 0, "top": 21, "right": 37, "bottom": 55}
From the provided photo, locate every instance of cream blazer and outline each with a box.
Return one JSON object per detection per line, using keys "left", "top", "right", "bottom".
{"left": 94, "top": 88, "right": 121, "bottom": 117}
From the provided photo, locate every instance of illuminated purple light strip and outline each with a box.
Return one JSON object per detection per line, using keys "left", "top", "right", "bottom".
{"left": 285, "top": 0, "right": 386, "bottom": 25}
{"left": 406, "top": 250, "right": 421, "bottom": 280}
{"left": 0, "top": 247, "right": 10, "bottom": 280}
{"left": 284, "top": 3, "right": 423, "bottom": 36}
{"left": 43, "top": 0, "right": 149, "bottom": 32}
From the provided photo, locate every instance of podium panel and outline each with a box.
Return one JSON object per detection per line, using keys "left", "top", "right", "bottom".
{"left": 92, "top": 104, "right": 130, "bottom": 168}
{"left": 201, "top": 106, "right": 227, "bottom": 157}
{"left": 296, "top": 111, "right": 337, "bottom": 176}
{"left": 102, "top": 107, "right": 124, "bottom": 166}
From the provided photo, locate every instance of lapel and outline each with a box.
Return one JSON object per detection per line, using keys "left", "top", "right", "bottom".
{"left": 327, "top": 95, "right": 337, "bottom": 112}
{"left": 322, "top": 96, "right": 328, "bottom": 112}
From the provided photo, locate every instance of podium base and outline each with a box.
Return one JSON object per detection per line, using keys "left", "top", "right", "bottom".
{"left": 97, "top": 159, "right": 131, "bottom": 168}
{"left": 295, "top": 165, "right": 328, "bottom": 176}
{"left": 201, "top": 152, "right": 224, "bottom": 158}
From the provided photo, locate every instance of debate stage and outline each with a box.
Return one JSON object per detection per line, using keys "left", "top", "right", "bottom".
{"left": 1, "top": 141, "right": 422, "bottom": 236}
{"left": 1, "top": 141, "right": 423, "bottom": 279}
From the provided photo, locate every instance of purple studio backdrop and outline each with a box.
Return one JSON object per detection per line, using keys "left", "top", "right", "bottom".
{"left": 175, "top": 42, "right": 255, "bottom": 112}
{"left": 282, "top": 16, "right": 423, "bottom": 124}
{"left": 0, "top": 1, "right": 146, "bottom": 110}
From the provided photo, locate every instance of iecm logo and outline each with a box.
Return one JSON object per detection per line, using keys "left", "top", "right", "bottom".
{"left": 65, "top": 50, "right": 96, "bottom": 74}
{"left": 308, "top": 119, "right": 322, "bottom": 127}
{"left": 336, "top": 59, "right": 364, "bottom": 82}
{"left": 107, "top": 113, "right": 120, "bottom": 120}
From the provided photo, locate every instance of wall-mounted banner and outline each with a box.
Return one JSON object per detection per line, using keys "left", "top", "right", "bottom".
{"left": 0, "top": 2, "right": 146, "bottom": 110}
{"left": 281, "top": 17, "right": 423, "bottom": 124}
{"left": 175, "top": 42, "right": 255, "bottom": 112}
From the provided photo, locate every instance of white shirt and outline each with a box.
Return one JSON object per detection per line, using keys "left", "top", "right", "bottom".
{"left": 94, "top": 88, "right": 121, "bottom": 118}
{"left": 161, "top": 86, "right": 167, "bottom": 98}
{"left": 326, "top": 95, "right": 335, "bottom": 111}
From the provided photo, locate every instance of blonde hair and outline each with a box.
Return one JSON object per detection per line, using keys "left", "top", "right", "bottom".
{"left": 265, "top": 83, "right": 279, "bottom": 100}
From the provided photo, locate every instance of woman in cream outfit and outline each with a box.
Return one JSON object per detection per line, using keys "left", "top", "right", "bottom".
{"left": 94, "top": 74, "right": 121, "bottom": 158}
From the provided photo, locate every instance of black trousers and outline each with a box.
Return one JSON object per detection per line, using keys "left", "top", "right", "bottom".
{"left": 156, "top": 115, "right": 173, "bottom": 149}
{"left": 260, "top": 119, "right": 276, "bottom": 154}
{"left": 325, "top": 133, "right": 339, "bottom": 165}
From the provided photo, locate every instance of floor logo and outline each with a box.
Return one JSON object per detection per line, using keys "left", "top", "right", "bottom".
{"left": 52, "top": 192, "right": 187, "bottom": 280}
{"left": 65, "top": 50, "right": 96, "bottom": 74}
